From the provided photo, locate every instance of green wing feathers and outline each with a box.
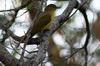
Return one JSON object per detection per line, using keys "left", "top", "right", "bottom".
{"left": 31, "top": 12, "right": 51, "bottom": 36}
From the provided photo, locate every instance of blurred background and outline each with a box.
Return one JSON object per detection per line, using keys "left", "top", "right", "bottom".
{"left": 0, "top": 0, "right": 100, "bottom": 66}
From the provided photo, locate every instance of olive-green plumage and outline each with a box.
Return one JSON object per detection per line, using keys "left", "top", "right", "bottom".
{"left": 31, "top": 4, "right": 57, "bottom": 36}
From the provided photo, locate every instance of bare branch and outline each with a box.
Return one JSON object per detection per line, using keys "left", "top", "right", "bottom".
{"left": 0, "top": 43, "right": 18, "bottom": 66}
{"left": 0, "top": 22, "right": 40, "bottom": 44}
{"left": 0, "top": 0, "right": 31, "bottom": 12}
{"left": 27, "top": 0, "right": 78, "bottom": 66}
{"left": 79, "top": 0, "right": 90, "bottom": 65}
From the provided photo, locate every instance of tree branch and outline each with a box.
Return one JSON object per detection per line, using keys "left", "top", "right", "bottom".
{"left": 79, "top": 0, "right": 90, "bottom": 66}
{"left": 0, "top": 43, "right": 19, "bottom": 66}
{"left": 28, "top": 0, "right": 78, "bottom": 66}
{"left": 0, "top": 22, "right": 40, "bottom": 44}
{"left": 0, "top": 0, "right": 31, "bottom": 12}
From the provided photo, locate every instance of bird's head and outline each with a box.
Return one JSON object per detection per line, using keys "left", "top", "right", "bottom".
{"left": 45, "top": 4, "right": 57, "bottom": 12}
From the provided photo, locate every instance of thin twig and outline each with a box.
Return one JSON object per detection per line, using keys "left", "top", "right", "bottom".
{"left": 19, "top": 35, "right": 30, "bottom": 62}
{"left": 0, "top": 0, "right": 31, "bottom": 12}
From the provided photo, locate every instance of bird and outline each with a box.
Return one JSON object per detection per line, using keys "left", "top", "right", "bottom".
{"left": 30, "top": 4, "right": 57, "bottom": 37}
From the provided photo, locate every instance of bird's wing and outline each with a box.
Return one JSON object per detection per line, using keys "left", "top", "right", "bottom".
{"left": 31, "top": 12, "right": 51, "bottom": 36}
